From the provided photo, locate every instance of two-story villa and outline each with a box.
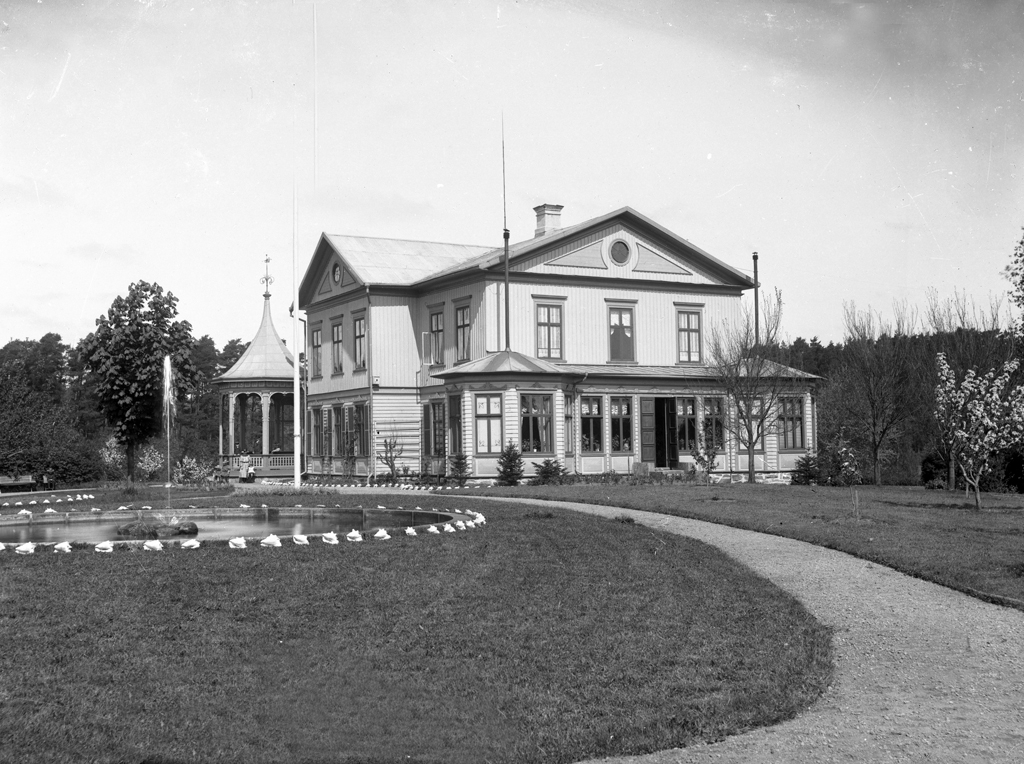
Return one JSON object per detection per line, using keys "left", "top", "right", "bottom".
{"left": 298, "top": 204, "right": 816, "bottom": 480}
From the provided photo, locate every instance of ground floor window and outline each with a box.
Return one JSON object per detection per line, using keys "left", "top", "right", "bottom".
{"left": 475, "top": 394, "right": 503, "bottom": 454}
{"left": 348, "top": 403, "right": 368, "bottom": 457}
{"left": 564, "top": 392, "right": 575, "bottom": 455}
{"left": 779, "top": 397, "right": 805, "bottom": 450}
{"left": 609, "top": 396, "right": 633, "bottom": 452}
{"left": 703, "top": 397, "right": 726, "bottom": 450}
{"left": 312, "top": 408, "right": 324, "bottom": 456}
{"left": 520, "top": 394, "right": 553, "bottom": 453}
{"left": 422, "top": 401, "right": 446, "bottom": 458}
{"left": 449, "top": 394, "right": 463, "bottom": 455}
{"left": 581, "top": 396, "right": 603, "bottom": 452}
{"left": 678, "top": 397, "right": 698, "bottom": 453}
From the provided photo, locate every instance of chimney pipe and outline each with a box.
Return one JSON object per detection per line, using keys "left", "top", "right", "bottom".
{"left": 533, "top": 203, "right": 564, "bottom": 237}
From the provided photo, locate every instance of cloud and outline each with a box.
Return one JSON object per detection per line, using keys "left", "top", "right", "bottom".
{"left": 0, "top": 175, "right": 72, "bottom": 207}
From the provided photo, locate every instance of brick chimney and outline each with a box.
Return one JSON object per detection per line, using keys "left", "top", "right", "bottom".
{"left": 533, "top": 203, "right": 564, "bottom": 237}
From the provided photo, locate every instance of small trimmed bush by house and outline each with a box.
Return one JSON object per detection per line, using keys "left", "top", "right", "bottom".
{"left": 496, "top": 441, "right": 525, "bottom": 486}
{"left": 448, "top": 452, "right": 470, "bottom": 486}
{"left": 530, "top": 458, "right": 568, "bottom": 485}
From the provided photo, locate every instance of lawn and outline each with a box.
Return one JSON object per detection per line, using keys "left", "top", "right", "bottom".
{"left": 494, "top": 482, "right": 1024, "bottom": 608}
{"left": 0, "top": 494, "right": 832, "bottom": 764}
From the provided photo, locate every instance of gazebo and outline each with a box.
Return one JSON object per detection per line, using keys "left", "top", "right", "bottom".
{"left": 212, "top": 280, "right": 298, "bottom": 481}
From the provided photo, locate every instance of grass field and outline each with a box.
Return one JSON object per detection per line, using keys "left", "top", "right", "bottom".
{"left": 494, "top": 482, "right": 1024, "bottom": 608}
{"left": 0, "top": 494, "right": 832, "bottom": 764}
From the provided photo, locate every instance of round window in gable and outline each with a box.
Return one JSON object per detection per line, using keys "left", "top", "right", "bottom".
{"left": 610, "top": 240, "right": 631, "bottom": 265}
{"left": 332, "top": 264, "right": 342, "bottom": 284}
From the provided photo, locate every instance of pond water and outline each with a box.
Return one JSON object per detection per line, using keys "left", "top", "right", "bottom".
{"left": 0, "top": 508, "right": 448, "bottom": 545}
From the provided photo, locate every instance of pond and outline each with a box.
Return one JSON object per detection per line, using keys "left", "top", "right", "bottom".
{"left": 0, "top": 507, "right": 455, "bottom": 545}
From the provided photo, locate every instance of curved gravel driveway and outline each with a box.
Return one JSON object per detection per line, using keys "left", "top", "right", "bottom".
{"left": 481, "top": 497, "right": 1024, "bottom": 763}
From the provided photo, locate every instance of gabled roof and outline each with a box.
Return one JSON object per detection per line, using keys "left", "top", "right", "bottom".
{"left": 215, "top": 293, "right": 294, "bottom": 383}
{"left": 299, "top": 206, "right": 755, "bottom": 307}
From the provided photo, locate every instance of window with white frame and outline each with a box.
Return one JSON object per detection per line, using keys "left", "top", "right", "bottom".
{"left": 536, "top": 304, "right": 563, "bottom": 360}
{"left": 475, "top": 394, "right": 503, "bottom": 454}
{"left": 520, "top": 394, "right": 553, "bottom": 453}
{"left": 353, "top": 316, "right": 366, "bottom": 369}
{"left": 331, "top": 322, "right": 344, "bottom": 374}
{"left": 430, "top": 312, "right": 444, "bottom": 365}
{"left": 779, "top": 398, "right": 805, "bottom": 450}
{"left": 455, "top": 305, "right": 471, "bottom": 362}
{"left": 608, "top": 306, "right": 635, "bottom": 363}
{"left": 609, "top": 396, "right": 633, "bottom": 452}
{"left": 310, "top": 327, "right": 322, "bottom": 378}
{"left": 677, "top": 310, "right": 701, "bottom": 363}
{"left": 703, "top": 397, "right": 726, "bottom": 450}
{"left": 564, "top": 392, "right": 575, "bottom": 455}
{"left": 581, "top": 396, "right": 603, "bottom": 452}
{"left": 348, "top": 403, "right": 368, "bottom": 457}
{"left": 678, "top": 397, "right": 698, "bottom": 453}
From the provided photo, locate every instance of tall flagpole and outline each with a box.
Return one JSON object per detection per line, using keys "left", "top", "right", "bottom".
{"left": 502, "top": 115, "right": 510, "bottom": 352}
{"left": 292, "top": 179, "right": 302, "bottom": 487}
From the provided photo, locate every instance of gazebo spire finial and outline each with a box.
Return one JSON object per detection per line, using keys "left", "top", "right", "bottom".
{"left": 261, "top": 254, "right": 274, "bottom": 298}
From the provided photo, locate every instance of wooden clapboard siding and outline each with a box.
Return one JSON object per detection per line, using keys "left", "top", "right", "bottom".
{"left": 504, "top": 282, "right": 741, "bottom": 366}
{"left": 369, "top": 295, "right": 418, "bottom": 388}
{"left": 413, "top": 282, "right": 487, "bottom": 384}
{"left": 304, "top": 292, "right": 371, "bottom": 396}
{"left": 371, "top": 392, "right": 421, "bottom": 474}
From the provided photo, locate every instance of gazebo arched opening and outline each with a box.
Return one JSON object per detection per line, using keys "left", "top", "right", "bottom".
{"left": 269, "top": 392, "right": 294, "bottom": 453}
{"left": 233, "top": 393, "right": 263, "bottom": 454}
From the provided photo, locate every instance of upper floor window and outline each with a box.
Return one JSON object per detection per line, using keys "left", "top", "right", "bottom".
{"left": 353, "top": 316, "right": 366, "bottom": 369}
{"left": 581, "top": 396, "right": 603, "bottom": 452}
{"left": 455, "top": 305, "right": 470, "bottom": 362}
{"left": 536, "top": 304, "right": 563, "bottom": 360}
{"left": 608, "top": 307, "right": 634, "bottom": 363}
{"left": 677, "top": 310, "right": 701, "bottom": 363}
{"left": 331, "top": 322, "right": 344, "bottom": 374}
{"left": 430, "top": 312, "right": 444, "bottom": 366}
{"left": 520, "top": 394, "right": 553, "bottom": 454}
{"left": 779, "top": 398, "right": 805, "bottom": 450}
{"left": 475, "top": 393, "right": 503, "bottom": 454}
{"left": 310, "top": 328, "right": 322, "bottom": 378}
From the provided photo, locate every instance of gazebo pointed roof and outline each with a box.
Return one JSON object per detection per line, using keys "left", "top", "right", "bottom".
{"left": 215, "top": 291, "right": 294, "bottom": 384}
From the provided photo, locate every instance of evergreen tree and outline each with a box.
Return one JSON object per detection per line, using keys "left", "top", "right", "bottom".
{"left": 495, "top": 440, "right": 524, "bottom": 486}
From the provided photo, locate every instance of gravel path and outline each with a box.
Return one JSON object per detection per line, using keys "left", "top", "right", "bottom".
{"left": 488, "top": 499, "right": 1024, "bottom": 764}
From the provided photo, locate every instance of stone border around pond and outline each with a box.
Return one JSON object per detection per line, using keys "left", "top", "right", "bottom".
{"left": 0, "top": 507, "right": 488, "bottom": 554}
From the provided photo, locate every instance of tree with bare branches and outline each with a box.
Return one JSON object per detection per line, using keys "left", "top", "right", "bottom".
{"left": 824, "top": 302, "right": 924, "bottom": 486}
{"left": 707, "top": 288, "right": 800, "bottom": 483}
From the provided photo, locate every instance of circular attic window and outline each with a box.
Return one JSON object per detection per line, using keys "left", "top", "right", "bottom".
{"left": 610, "top": 240, "right": 631, "bottom": 265}
{"left": 332, "top": 264, "right": 342, "bottom": 284}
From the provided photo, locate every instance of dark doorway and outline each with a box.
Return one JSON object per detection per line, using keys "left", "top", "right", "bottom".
{"left": 640, "top": 397, "right": 678, "bottom": 469}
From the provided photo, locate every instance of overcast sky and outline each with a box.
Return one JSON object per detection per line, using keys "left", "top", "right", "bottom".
{"left": 2, "top": 0, "right": 1022, "bottom": 350}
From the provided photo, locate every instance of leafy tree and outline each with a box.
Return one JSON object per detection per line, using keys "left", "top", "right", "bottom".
{"left": 218, "top": 338, "right": 250, "bottom": 374}
{"left": 0, "top": 333, "right": 68, "bottom": 405}
{"left": 934, "top": 353, "right": 1024, "bottom": 510}
{"left": 77, "top": 281, "right": 198, "bottom": 481}
{"left": 496, "top": 440, "right": 525, "bottom": 486}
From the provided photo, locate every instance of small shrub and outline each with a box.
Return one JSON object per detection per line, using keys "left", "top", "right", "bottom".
{"left": 448, "top": 452, "right": 470, "bottom": 486}
{"left": 530, "top": 458, "right": 568, "bottom": 485}
{"left": 614, "top": 514, "right": 635, "bottom": 524}
{"left": 496, "top": 441, "right": 525, "bottom": 486}
{"left": 790, "top": 454, "right": 820, "bottom": 486}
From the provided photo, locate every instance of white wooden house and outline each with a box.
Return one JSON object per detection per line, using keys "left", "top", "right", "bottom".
{"left": 298, "top": 204, "right": 816, "bottom": 480}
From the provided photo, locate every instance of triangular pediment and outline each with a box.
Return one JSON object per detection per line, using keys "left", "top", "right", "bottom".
{"left": 523, "top": 223, "right": 717, "bottom": 285}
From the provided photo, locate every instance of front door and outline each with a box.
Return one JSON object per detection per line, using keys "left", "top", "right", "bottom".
{"left": 641, "top": 397, "right": 679, "bottom": 469}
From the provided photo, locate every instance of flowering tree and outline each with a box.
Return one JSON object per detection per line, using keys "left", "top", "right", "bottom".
{"left": 934, "top": 353, "right": 1024, "bottom": 510}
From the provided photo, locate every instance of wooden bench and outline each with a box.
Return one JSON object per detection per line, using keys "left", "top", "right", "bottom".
{"left": 0, "top": 475, "right": 37, "bottom": 493}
